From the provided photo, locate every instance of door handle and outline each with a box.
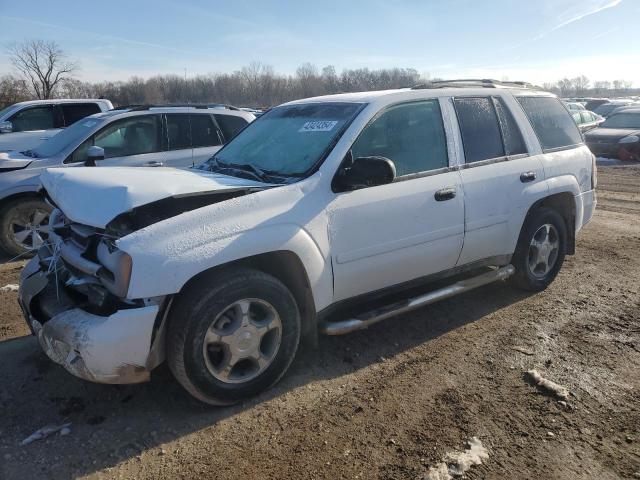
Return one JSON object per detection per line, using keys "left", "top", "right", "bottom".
{"left": 144, "top": 161, "right": 163, "bottom": 167}
{"left": 434, "top": 187, "right": 456, "bottom": 201}
{"left": 520, "top": 171, "right": 536, "bottom": 183}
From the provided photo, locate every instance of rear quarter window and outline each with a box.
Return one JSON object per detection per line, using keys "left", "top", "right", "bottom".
{"left": 517, "top": 97, "right": 582, "bottom": 152}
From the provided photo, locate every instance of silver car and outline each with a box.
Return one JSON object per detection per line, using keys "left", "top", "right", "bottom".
{"left": 0, "top": 105, "right": 255, "bottom": 256}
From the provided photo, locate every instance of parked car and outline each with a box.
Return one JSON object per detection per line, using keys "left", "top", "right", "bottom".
{"left": 565, "top": 102, "right": 586, "bottom": 112}
{"left": 0, "top": 105, "right": 255, "bottom": 256}
{"left": 572, "top": 110, "right": 605, "bottom": 133}
{"left": 0, "top": 99, "right": 113, "bottom": 153}
{"left": 584, "top": 99, "right": 610, "bottom": 111}
{"left": 18, "top": 80, "right": 596, "bottom": 404}
{"left": 585, "top": 108, "right": 640, "bottom": 161}
{"left": 593, "top": 101, "right": 637, "bottom": 118}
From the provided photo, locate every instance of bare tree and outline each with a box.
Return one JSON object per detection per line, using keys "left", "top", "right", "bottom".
{"left": 572, "top": 75, "right": 590, "bottom": 96}
{"left": 7, "top": 39, "right": 78, "bottom": 99}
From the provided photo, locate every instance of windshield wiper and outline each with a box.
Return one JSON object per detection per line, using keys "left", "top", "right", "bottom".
{"left": 225, "top": 162, "right": 270, "bottom": 182}
{"left": 20, "top": 150, "right": 39, "bottom": 158}
{"left": 206, "top": 157, "right": 270, "bottom": 182}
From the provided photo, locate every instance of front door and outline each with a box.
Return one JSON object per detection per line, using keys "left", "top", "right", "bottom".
{"left": 328, "top": 100, "right": 465, "bottom": 302}
{"left": 93, "top": 114, "right": 166, "bottom": 167}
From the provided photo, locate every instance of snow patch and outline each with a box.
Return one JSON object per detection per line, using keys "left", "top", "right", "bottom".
{"left": 0, "top": 284, "right": 18, "bottom": 292}
{"left": 424, "top": 437, "right": 489, "bottom": 480}
{"left": 525, "top": 369, "right": 570, "bottom": 400}
{"left": 21, "top": 423, "right": 72, "bottom": 445}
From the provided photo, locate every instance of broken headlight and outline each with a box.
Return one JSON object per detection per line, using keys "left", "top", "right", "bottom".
{"left": 96, "top": 241, "right": 132, "bottom": 298}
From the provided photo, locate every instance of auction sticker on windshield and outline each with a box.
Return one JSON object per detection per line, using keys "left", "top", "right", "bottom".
{"left": 299, "top": 120, "right": 338, "bottom": 132}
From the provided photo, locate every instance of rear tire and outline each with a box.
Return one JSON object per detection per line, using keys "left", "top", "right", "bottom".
{"left": 510, "top": 207, "right": 567, "bottom": 292}
{"left": 0, "top": 197, "right": 52, "bottom": 258}
{"left": 166, "top": 267, "right": 301, "bottom": 405}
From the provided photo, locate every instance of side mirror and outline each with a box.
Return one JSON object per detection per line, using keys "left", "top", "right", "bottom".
{"left": 85, "top": 146, "right": 105, "bottom": 166}
{"left": 0, "top": 121, "right": 13, "bottom": 134}
{"left": 333, "top": 154, "right": 396, "bottom": 192}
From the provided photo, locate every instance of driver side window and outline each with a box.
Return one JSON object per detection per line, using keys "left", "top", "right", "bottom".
{"left": 350, "top": 100, "right": 448, "bottom": 177}
{"left": 69, "top": 115, "right": 161, "bottom": 163}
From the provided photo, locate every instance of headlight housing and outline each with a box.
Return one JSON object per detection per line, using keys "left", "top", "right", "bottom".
{"left": 97, "top": 241, "right": 132, "bottom": 298}
{"left": 619, "top": 135, "right": 639, "bottom": 144}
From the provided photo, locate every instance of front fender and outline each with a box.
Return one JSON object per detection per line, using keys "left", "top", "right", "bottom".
{"left": 0, "top": 183, "right": 41, "bottom": 203}
{"left": 121, "top": 223, "right": 332, "bottom": 311}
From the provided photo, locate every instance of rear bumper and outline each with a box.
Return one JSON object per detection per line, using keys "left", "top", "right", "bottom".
{"left": 19, "top": 256, "right": 160, "bottom": 384}
{"left": 575, "top": 189, "right": 596, "bottom": 232}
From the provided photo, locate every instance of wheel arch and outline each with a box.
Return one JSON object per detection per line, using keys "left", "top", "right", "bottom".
{"left": 171, "top": 250, "right": 318, "bottom": 347}
{"left": 521, "top": 191, "right": 576, "bottom": 255}
{"left": 0, "top": 189, "right": 44, "bottom": 209}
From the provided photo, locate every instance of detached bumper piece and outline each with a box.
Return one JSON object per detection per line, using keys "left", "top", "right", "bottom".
{"left": 19, "top": 255, "right": 159, "bottom": 384}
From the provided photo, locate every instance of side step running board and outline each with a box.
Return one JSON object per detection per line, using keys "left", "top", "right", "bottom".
{"left": 321, "top": 265, "right": 515, "bottom": 335}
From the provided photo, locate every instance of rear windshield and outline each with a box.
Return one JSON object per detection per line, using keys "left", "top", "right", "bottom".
{"left": 516, "top": 96, "right": 582, "bottom": 151}
{"left": 601, "top": 113, "right": 640, "bottom": 129}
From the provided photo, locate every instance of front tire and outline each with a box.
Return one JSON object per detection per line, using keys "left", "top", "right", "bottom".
{"left": 166, "top": 268, "right": 301, "bottom": 405}
{"left": 0, "top": 198, "right": 52, "bottom": 258}
{"left": 511, "top": 207, "right": 567, "bottom": 292}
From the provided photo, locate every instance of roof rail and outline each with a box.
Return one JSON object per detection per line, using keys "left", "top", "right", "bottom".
{"left": 411, "top": 79, "right": 539, "bottom": 90}
{"left": 113, "top": 103, "right": 241, "bottom": 111}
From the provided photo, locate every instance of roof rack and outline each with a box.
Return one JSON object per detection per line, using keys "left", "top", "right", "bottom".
{"left": 411, "top": 79, "right": 539, "bottom": 90}
{"left": 112, "top": 103, "right": 240, "bottom": 111}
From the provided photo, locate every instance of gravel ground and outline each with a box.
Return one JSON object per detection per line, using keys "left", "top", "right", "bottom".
{"left": 0, "top": 164, "right": 638, "bottom": 479}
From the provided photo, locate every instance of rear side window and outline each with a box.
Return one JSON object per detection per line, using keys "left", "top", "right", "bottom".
{"left": 214, "top": 114, "right": 248, "bottom": 141}
{"left": 9, "top": 106, "right": 55, "bottom": 132}
{"left": 493, "top": 97, "right": 527, "bottom": 156}
{"left": 191, "top": 114, "right": 221, "bottom": 147}
{"left": 517, "top": 97, "right": 582, "bottom": 152}
{"left": 62, "top": 103, "right": 101, "bottom": 126}
{"left": 454, "top": 97, "right": 504, "bottom": 163}
{"left": 165, "top": 114, "right": 192, "bottom": 150}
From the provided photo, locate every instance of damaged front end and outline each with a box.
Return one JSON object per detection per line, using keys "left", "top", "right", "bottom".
{"left": 18, "top": 208, "right": 168, "bottom": 384}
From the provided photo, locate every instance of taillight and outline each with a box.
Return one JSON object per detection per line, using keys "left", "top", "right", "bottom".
{"left": 591, "top": 154, "right": 597, "bottom": 190}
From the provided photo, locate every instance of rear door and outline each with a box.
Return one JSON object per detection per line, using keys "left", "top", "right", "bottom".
{"left": 163, "top": 113, "right": 194, "bottom": 168}
{"left": 454, "top": 95, "right": 546, "bottom": 265}
{"left": 190, "top": 114, "right": 223, "bottom": 165}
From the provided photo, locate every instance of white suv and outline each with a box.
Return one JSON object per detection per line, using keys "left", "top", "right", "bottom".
{"left": 18, "top": 80, "right": 596, "bottom": 404}
{"left": 0, "top": 99, "right": 113, "bottom": 152}
{"left": 0, "top": 105, "right": 255, "bottom": 256}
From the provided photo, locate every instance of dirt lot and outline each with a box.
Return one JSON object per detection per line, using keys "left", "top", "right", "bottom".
{"left": 0, "top": 164, "right": 638, "bottom": 479}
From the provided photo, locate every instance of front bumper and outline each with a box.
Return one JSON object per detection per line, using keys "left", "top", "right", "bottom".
{"left": 19, "top": 256, "right": 161, "bottom": 384}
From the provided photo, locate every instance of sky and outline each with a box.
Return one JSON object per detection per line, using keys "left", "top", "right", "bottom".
{"left": 0, "top": 0, "right": 638, "bottom": 86}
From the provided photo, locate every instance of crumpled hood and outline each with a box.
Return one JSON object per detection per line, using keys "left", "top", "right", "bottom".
{"left": 41, "top": 166, "right": 268, "bottom": 228}
{"left": 585, "top": 127, "right": 640, "bottom": 143}
{"left": 0, "top": 151, "right": 33, "bottom": 170}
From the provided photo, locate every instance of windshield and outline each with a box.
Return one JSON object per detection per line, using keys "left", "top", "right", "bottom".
{"left": 595, "top": 103, "right": 629, "bottom": 116}
{"left": 31, "top": 117, "right": 103, "bottom": 158}
{"left": 0, "top": 105, "right": 15, "bottom": 121}
{"left": 200, "top": 102, "right": 363, "bottom": 178}
{"left": 601, "top": 113, "right": 640, "bottom": 129}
